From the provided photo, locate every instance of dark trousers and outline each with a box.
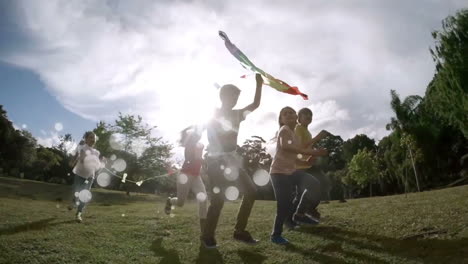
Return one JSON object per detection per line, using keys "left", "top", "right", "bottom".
{"left": 291, "top": 169, "right": 321, "bottom": 217}
{"left": 271, "top": 170, "right": 320, "bottom": 236}
{"left": 203, "top": 154, "right": 257, "bottom": 237}
{"left": 203, "top": 154, "right": 257, "bottom": 239}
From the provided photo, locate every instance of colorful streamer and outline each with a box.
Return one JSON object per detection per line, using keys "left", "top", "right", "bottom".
{"left": 219, "top": 31, "right": 308, "bottom": 100}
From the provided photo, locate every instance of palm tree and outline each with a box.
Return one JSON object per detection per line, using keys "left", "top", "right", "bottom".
{"left": 386, "top": 90, "right": 422, "bottom": 192}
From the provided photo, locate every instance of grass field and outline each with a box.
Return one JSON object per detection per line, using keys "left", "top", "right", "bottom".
{"left": 0, "top": 176, "right": 467, "bottom": 264}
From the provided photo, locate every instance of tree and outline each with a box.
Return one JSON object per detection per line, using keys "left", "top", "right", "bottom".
{"left": 386, "top": 90, "right": 423, "bottom": 191}
{"left": 427, "top": 9, "right": 468, "bottom": 138}
{"left": 346, "top": 149, "right": 379, "bottom": 196}
{"left": 314, "top": 132, "right": 345, "bottom": 172}
{"left": 342, "top": 134, "right": 376, "bottom": 162}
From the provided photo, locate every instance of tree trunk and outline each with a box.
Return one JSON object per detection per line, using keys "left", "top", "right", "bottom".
{"left": 408, "top": 148, "right": 421, "bottom": 192}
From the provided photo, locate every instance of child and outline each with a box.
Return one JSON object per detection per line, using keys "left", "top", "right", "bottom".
{"left": 269, "top": 107, "right": 326, "bottom": 245}
{"left": 71, "top": 131, "right": 104, "bottom": 222}
{"left": 165, "top": 126, "right": 208, "bottom": 236}
{"left": 294, "top": 108, "right": 329, "bottom": 220}
{"left": 201, "top": 73, "right": 263, "bottom": 249}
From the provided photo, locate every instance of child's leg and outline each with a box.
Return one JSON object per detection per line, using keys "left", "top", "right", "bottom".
{"left": 77, "top": 177, "right": 94, "bottom": 213}
{"left": 270, "top": 173, "right": 294, "bottom": 237}
{"left": 190, "top": 176, "right": 208, "bottom": 219}
{"left": 202, "top": 157, "right": 225, "bottom": 240}
{"left": 171, "top": 174, "right": 192, "bottom": 207}
{"left": 235, "top": 168, "right": 257, "bottom": 233}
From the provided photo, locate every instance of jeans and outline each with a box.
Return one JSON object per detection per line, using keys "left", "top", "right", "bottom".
{"left": 73, "top": 174, "right": 94, "bottom": 213}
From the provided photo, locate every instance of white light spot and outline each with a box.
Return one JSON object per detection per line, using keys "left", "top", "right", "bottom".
{"left": 78, "top": 189, "right": 92, "bottom": 203}
{"left": 136, "top": 181, "right": 143, "bottom": 186}
{"left": 224, "top": 167, "right": 239, "bottom": 181}
{"left": 288, "top": 140, "right": 292, "bottom": 144}
{"left": 84, "top": 180, "right": 89, "bottom": 184}
{"left": 56, "top": 204, "right": 60, "bottom": 209}
{"left": 213, "top": 187, "right": 220, "bottom": 194}
{"left": 225, "top": 186, "right": 239, "bottom": 201}
{"left": 112, "top": 159, "right": 127, "bottom": 172}
{"left": 110, "top": 154, "right": 117, "bottom": 161}
{"left": 249, "top": 160, "right": 253, "bottom": 163}
{"left": 121, "top": 173, "right": 128, "bottom": 183}
{"left": 121, "top": 214, "right": 125, "bottom": 217}
{"left": 196, "top": 192, "right": 207, "bottom": 202}
{"left": 75, "top": 201, "right": 80, "bottom": 206}
{"left": 220, "top": 165, "right": 225, "bottom": 170}
{"left": 187, "top": 161, "right": 191, "bottom": 164}
{"left": 54, "top": 122, "right": 63, "bottom": 131}
{"left": 220, "top": 118, "right": 233, "bottom": 131}
{"left": 74, "top": 192, "right": 79, "bottom": 197}
{"left": 253, "top": 169, "right": 270, "bottom": 186}
{"left": 97, "top": 172, "right": 111, "bottom": 187}
{"left": 171, "top": 205, "right": 176, "bottom": 210}
{"left": 297, "top": 154, "right": 303, "bottom": 159}
{"left": 109, "top": 133, "right": 124, "bottom": 150}
{"left": 22, "top": 124, "right": 27, "bottom": 129}
{"left": 67, "top": 173, "right": 70, "bottom": 176}
{"left": 178, "top": 173, "right": 188, "bottom": 184}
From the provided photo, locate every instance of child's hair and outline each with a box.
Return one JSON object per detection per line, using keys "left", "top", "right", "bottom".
{"left": 298, "top": 108, "right": 312, "bottom": 119}
{"left": 179, "top": 126, "right": 201, "bottom": 147}
{"left": 278, "top": 106, "right": 296, "bottom": 128}
{"left": 83, "top": 131, "right": 95, "bottom": 140}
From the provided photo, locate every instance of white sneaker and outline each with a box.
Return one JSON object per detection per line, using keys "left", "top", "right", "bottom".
{"left": 76, "top": 212, "right": 83, "bottom": 223}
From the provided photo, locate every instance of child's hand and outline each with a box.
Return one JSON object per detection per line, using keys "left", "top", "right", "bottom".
{"left": 255, "top": 73, "right": 263, "bottom": 85}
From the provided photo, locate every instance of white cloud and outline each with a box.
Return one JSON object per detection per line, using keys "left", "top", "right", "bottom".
{"left": 1, "top": 0, "right": 466, "bottom": 149}
{"left": 36, "top": 131, "right": 61, "bottom": 148}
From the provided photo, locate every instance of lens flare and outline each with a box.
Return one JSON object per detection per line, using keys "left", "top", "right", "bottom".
{"left": 225, "top": 186, "right": 239, "bottom": 201}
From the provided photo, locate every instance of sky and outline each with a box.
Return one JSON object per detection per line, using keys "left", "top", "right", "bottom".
{"left": 0, "top": 0, "right": 466, "bottom": 154}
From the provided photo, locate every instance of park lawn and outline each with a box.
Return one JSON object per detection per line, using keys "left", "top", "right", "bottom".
{"left": 0, "top": 176, "right": 467, "bottom": 264}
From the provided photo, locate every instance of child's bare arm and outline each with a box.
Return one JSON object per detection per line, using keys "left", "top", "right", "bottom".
{"left": 240, "top": 74, "right": 263, "bottom": 113}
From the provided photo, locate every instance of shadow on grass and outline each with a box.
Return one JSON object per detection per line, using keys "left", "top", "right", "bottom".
{"left": 237, "top": 249, "right": 267, "bottom": 264}
{"left": 297, "top": 225, "right": 468, "bottom": 263}
{"left": 0, "top": 218, "right": 76, "bottom": 236}
{"left": 283, "top": 243, "right": 346, "bottom": 264}
{"left": 150, "top": 238, "right": 181, "bottom": 264}
{"left": 195, "top": 245, "right": 223, "bottom": 264}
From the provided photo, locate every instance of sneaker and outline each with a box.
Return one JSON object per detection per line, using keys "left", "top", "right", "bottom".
{"left": 164, "top": 198, "right": 172, "bottom": 215}
{"left": 201, "top": 236, "right": 218, "bottom": 249}
{"left": 293, "top": 213, "right": 319, "bottom": 226}
{"left": 271, "top": 235, "right": 289, "bottom": 245}
{"left": 76, "top": 212, "right": 83, "bottom": 223}
{"left": 233, "top": 230, "right": 259, "bottom": 244}
{"left": 285, "top": 220, "right": 300, "bottom": 230}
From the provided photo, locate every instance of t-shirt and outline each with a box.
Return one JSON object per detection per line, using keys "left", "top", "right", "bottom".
{"left": 270, "top": 126, "right": 299, "bottom": 175}
{"left": 295, "top": 124, "right": 313, "bottom": 170}
{"left": 73, "top": 144, "right": 101, "bottom": 179}
{"left": 181, "top": 142, "right": 204, "bottom": 177}
{"left": 207, "top": 109, "right": 246, "bottom": 154}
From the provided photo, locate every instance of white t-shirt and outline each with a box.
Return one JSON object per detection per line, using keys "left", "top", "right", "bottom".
{"left": 73, "top": 144, "right": 101, "bottom": 179}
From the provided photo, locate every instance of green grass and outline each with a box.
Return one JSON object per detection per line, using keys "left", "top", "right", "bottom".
{"left": 0, "top": 176, "right": 467, "bottom": 264}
